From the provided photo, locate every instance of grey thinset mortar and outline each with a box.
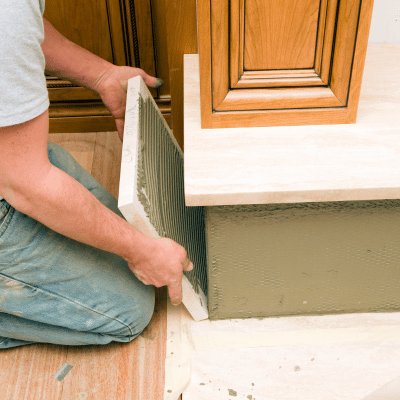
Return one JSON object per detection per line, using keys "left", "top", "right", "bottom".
{"left": 122, "top": 77, "right": 207, "bottom": 299}
{"left": 207, "top": 200, "right": 400, "bottom": 320}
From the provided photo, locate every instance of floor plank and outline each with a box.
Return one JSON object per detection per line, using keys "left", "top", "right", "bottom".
{"left": 0, "top": 344, "right": 67, "bottom": 400}
{"left": 60, "top": 287, "right": 167, "bottom": 400}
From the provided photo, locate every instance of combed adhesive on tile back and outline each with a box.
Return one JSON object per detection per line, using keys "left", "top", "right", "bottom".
{"left": 119, "top": 77, "right": 208, "bottom": 321}
{"left": 206, "top": 200, "right": 400, "bottom": 320}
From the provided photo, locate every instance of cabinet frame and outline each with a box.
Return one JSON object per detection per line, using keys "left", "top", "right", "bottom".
{"left": 198, "top": 0, "right": 375, "bottom": 129}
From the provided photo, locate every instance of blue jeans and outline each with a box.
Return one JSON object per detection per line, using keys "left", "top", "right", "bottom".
{"left": 0, "top": 143, "right": 155, "bottom": 349}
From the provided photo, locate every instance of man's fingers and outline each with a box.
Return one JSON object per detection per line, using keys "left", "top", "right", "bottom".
{"left": 168, "top": 281, "right": 182, "bottom": 306}
{"left": 183, "top": 260, "right": 193, "bottom": 272}
{"left": 139, "top": 70, "right": 163, "bottom": 89}
{"left": 181, "top": 257, "right": 192, "bottom": 270}
{"left": 152, "top": 78, "right": 163, "bottom": 89}
{"left": 115, "top": 118, "right": 124, "bottom": 141}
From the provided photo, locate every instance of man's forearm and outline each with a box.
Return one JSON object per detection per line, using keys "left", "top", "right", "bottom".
{"left": 25, "top": 162, "right": 151, "bottom": 263}
{"left": 41, "top": 18, "right": 113, "bottom": 93}
{"left": 1, "top": 21, "right": 189, "bottom": 304}
{"left": 0, "top": 111, "right": 147, "bottom": 264}
{"left": 0, "top": 110, "right": 191, "bottom": 304}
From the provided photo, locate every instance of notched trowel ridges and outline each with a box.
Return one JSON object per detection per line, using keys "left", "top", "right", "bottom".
{"left": 118, "top": 76, "right": 208, "bottom": 321}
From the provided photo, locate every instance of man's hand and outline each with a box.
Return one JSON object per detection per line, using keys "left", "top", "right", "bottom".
{"left": 42, "top": 19, "right": 163, "bottom": 141}
{"left": 127, "top": 237, "right": 193, "bottom": 306}
{"left": 96, "top": 65, "right": 163, "bottom": 140}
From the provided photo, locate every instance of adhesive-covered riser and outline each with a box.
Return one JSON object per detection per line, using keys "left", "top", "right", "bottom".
{"left": 206, "top": 200, "right": 400, "bottom": 320}
{"left": 136, "top": 93, "right": 208, "bottom": 296}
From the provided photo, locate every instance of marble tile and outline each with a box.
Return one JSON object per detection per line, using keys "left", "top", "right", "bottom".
{"left": 184, "top": 45, "right": 400, "bottom": 206}
{"left": 118, "top": 76, "right": 208, "bottom": 322}
{"left": 183, "top": 312, "right": 400, "bottom": 400}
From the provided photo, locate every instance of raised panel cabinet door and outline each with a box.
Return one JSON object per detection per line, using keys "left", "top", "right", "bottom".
{"left": 198, "top": 0, "right": 375, "bottom": 129}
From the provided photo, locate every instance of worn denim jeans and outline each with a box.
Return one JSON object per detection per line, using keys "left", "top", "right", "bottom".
{"left": 0, "top": 143, "right": 155, "bottom": 349}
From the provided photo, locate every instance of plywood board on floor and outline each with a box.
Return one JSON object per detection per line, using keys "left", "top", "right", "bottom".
{"left": 60, "top": 286, "right": 168, "bottom": 400}
{"left": 0, "top": 344, "right": 66, "bottom": 400}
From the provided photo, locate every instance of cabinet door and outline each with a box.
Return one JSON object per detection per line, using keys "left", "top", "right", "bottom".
{"left": 45, "top": 0, "right": 172, "bottom": 133}
{"left": 198, "top": 0, "right": 375, "bottom": 129}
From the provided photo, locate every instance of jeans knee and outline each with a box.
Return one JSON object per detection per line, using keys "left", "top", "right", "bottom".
{"left": 107, "top": 284, "right": 156, "bottom": 341}
{"left": 131, "top": 285, "right": 156, "bottom": 337}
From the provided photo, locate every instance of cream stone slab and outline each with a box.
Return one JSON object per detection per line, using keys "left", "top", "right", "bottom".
{"left": 184, "top": 45, "right": 400, "bottom": 207}
{"left": 183, "top": 312, "right": 400, "bottom": 400}
{"left": 362, "top": 377, "right": 400, "bottom": 399}
{"left": 118, "top": 76, "right": 208, "bottom": 322}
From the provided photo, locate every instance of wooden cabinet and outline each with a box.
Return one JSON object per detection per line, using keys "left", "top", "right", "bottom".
{"left": 198, "top": 0, "right": 375, "bottom": 129}
{"left": 44, "top": 0, "right": 197, "bottom": 148}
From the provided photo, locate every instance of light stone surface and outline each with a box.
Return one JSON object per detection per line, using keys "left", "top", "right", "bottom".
{"left": 183, "top": 312, "right": 400, "bottom": 400}
{"left": 184, "top": 45, "right": 400, "bottom": 207}
{"left": 118, "top": 76, "right": 208, "bottom": 322}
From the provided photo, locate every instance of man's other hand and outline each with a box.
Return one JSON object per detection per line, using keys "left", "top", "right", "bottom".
{"left": 96, "top": 65, "right": 163, "bottom": 140}
{"left": 127, "top": 237, "right": 193, "bottom": 306}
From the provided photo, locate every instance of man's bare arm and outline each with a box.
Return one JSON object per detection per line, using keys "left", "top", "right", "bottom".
{"left": 42, "top": 18, "right": 158, "bottom": 94}
{"left": 42, "top": 19, "right": 161, "bottom": 138}
{"left": 0, "top": 19, "right": 190, "bottom": 305}
{"left": 0, "top": 112, "right": 191, "bottom": 305}
{"left": 0, "top": 111, "right": 192, "bottom": 304}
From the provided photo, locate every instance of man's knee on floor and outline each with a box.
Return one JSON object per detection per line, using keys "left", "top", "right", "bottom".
{"left": 102, "top": 285, "right": 156, "bottom": 342}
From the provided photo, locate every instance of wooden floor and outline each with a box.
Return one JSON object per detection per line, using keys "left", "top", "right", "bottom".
{"left": 0, "top": 132, "right": 176, "bottom": 400}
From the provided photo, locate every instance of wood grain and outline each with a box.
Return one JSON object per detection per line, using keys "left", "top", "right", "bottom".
{"left": 210, "top": 106, "right": 350, "bottom": 128}
{"left": 49, "top": 115, "right": 118, "bottom": 134}
{"left": 0, "top": 287, "right": 169, "bottom": 400}
{"left": 45, "top": 0, "right": 173, "bottom": 138}
{"left": 330, "top": 0, "right": 362, "bottom": 104}
{"left": 106, "top": 0, "right": 133, "bottom": 66}
{"left": 216, "top": 87, "right": 343, "bottom": 111}
{"left": 48, "top": 98, "right": 172, "bottom": 133}
{"left": 0, "top": 344, "right": 66, "bottom": 400}
{"left": 319, "top": 0, "right": 339, "bottom": 83}
{"left": 241, "top": 69, "right": 319, "bottom": 78}
{"left": 197, "top": 0, "right": 213, "bottom": 130}
{"left": 91, "top": 132, "right": 123, "bottom": 199}
{"left": 61, "top": 288, "right": 168, "bottom": 400}
{"left": 134, "top": 0, "right": 157, "bottom": 77}
{"left": 131, "top": 0, "right": 157, "bottom": 98}
{"left": 47, "top": 82, "right": 101, "bottom": 103}
{"left": 48, "top": 132, "right": 97, "bottom": 174}
{"left": 44, "top": 0, "right": 113, "bottom": 63}
{"left": 197, "top": 0, "right": 373, "bottom": 128}
{"left": 346, "top": 0, "right": 375, "bottom": 121}
{"left": 162, "top": 0, "right": 198, "bottom": 149}
{"left": 234, "top": 76, "right": 325, "bottom": 88}
{"left": 236, "top": 69, "right": 324, "bottom": 88}
{"left": 211, "top": 0, "right": 230, "bottom": 109}
{"left": 244, "top": 0, "right": 320, "bottom": 70}
{"left": 230, "top": 0, "right": 241, "bottom": 86}
{"left": 314, "top": 0, "right": 328, "bottom": 75}
{"left": 150, "top": 0, "right": 172, "bottom": 97}
{"left": 48, "top": 102, "right": 117, "bottom": 133}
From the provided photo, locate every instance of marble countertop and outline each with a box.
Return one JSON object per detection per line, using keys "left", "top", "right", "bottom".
{"left": 184, "top": 45, "right": 400, "bottom": 206}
